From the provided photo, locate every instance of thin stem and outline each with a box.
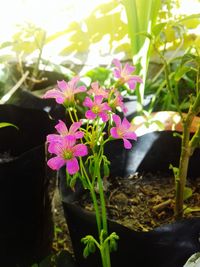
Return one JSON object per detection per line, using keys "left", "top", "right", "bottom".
{"left": 0, "top": 71, "right": 29, "bottom": 104}
{"left": 157, "top": 48, "right": 183, "bottom": 119}
{"left": 72, "top": 107, "right": 79, "bottom": 122}
{"left": 79, "top": 158, "right": 102, "bottom": 235}
{"left": 29, "top": 31, "right": 46, "bottom": 90}
{"left": 95, "top": 152, "right": 111, "bottom": 267}
{"left": 175, "top": 120, "right": 191, "bottom": 219}
{"left": 67, "top": 108, "right": 75, "bottom": 123}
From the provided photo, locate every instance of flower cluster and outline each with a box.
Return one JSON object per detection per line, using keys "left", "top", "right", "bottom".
{"left": 44, "top": 59, "right": 141, "bottom": 175}
{"left": 44, "top": 59, "right": 142, "bottom": 266}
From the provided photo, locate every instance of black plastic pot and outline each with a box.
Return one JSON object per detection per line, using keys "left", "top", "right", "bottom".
{"left": 0, "top": 104, "right": 55, "bottom": 267}
{"left": 60, "top": 131, "right": 200, "bottom": 267}
{"left": 5, "top": 69, "right": 68, "bottom": 121}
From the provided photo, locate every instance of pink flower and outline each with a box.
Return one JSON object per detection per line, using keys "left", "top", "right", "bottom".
{"left": 47, "top": 135, "right": 88, "bottom": 175}
{"left": 83, "top": 95, "right": 111, "bottom": 122}
{"left": 43, "top": 77, "right": 86, "bottom": 105}
{"left": 87, "top": 82, "right": 109, "bottom": 98}
{"left": 112, "top": 59, "right": 143, "bottom": 90}
{"left": 110, "top": 114, "right": 137, "bottom": 149}
{"left": 110, "top": 90, "right": 128, "bottom": 114}
{"left": 47, "top": 120, "right": 84, "bottom": 147}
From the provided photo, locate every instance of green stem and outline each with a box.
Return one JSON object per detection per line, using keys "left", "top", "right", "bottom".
{"left": 67, "top": 108, "right": 75, "bottom": 123}
{"left": 156, "top": 47, "right": 183, "bottom": 119}
{"left": 30, "top": 31, "right": 46, "bottom": 90}
{"left": 175, "top": 120, "right": 191, "bottom": 219}
{"left": 72, "top": 107, "right": 79, "bottom": 121}
{"left": 174, "top": 60, "right": 200, "bottom": 219}
{"left": 79, "top": 158, "right": 101, "bottom": 235}
{"left": 95, "top": 156, "right": 111, "bottom": 267}
{"left": 190, "top": 124, "right": 200, "bottom": 154}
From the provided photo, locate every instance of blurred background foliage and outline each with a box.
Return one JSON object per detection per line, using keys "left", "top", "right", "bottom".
{"left": 0, "top": 0, "right": 199, "bottom": 113}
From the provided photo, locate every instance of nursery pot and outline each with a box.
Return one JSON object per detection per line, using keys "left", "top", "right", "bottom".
{"left": 5, "top": 69, "right": 67, "bottom": 121}
{"left": 0, "top": 104, "right": 54, "bottom": 267}
{"left": 60, "top": 131, "right": 200, "bottom": 267}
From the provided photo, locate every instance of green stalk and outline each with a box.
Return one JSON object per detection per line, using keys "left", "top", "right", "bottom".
{"left": 95, "top": 157, "right": 111, "bottom": 267}
{"left": 175, "top": 91, "right": 200, "bottom": 218}
{"left": 122, "top": 0, "right": 161, "bottom": 111}
{"left": 79, "top": 158, "right": 102, "bottom": 235}
{"left": 175, "top": 119, "right": 191, "bottom": 218}
{"left": 29, "top": 30, "right": 46, "bottom": 90}
{"left": 154, "top": 46, "right": 183, "bottom": 119}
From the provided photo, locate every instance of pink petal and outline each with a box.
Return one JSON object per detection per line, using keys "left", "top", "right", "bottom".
{"left": 102, "top": 102, "right": 111, "bottom": 111}
{"left": 47, "top": 156, "right": 65, "bottom": 170}
{"left": 47, "top": 134, "right": 63, "bottom": 150}
{"left": 124, "top": 131, "right": 137, "bottom": 140}
{"left": 122, "top": 117, "right": 131, "bottom": 130}
{"left": 94, "top": 95, "right": 104, "bottom": 105}
{"left": 127, "top": 80, "right": 136, "bottom": 90}
{"left": 47, "top": 134, "right": 62, "bottom": 143}
{"left": 63, "top": 135, "right": 76, "bottom": 148}
{"left": 122, "top": 106, "right": 128, "bottom": 113}
{"left": 83, "top": 97, "right": 93, "bottom": 108}
{"left": 110, "top": 127, "right": 120, "bottom": 139}
{"left": 48, "top": 141, "right": 63, "bottom": 154}
{"left": 69, "top": 121, "right": 82, "bottom": 134}
{"left": 73, "top": 144, "right": 88, "bottom": 157}
{"left": 132, "top": 76, "right": 143, "bottom": 83}
{"left": 55, "top": 120, "right": 68, "bottom": 135}
{"left": 99, "top": 112, "right": 109, "bottom": 122}
{"left": 127, "top": 76, "right": 143, "bottom": 90}
{"left": 57, "top": 80, "right": 68, "bottom": 91}
{"left": 85, "top": 110, "right": 96, "bottom": 120}
{"left": 112, "top": 114, "right": 121, "bottom": 127}
{"left": 124, "top": 63, "right": 135, "bottom": 75}
{"left": 112, "top": 59, "right": 121, "bottom": 70}
{"left": 74, "top": 85, "right": 87, "bottom": 93}
{"left": 74, "top": 131, "right": 84, "bottom": 139}
{"left": 43, "top": 89, "right": 64, "bottom": 104}
{"left": 66, "top": 158, "right": 79, "bottom": 175}
{"left": 113, "top": 69, "right": 121, "bottom": 78}
{"left": 123, "top": 138, "right": 132, "bottom": 149}
{"left": 68, "top": 76, "right": 79, "bottom": 89}
{"left": 91, "top": 81, "right": 99, "bottom": 90}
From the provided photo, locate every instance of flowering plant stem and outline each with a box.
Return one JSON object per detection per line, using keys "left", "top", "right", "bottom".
{"left": 43, "top": 59, "right": 140, "bottom": 266}
{"left": 157, "top": 47, "right": 200, "bottom": 219}
{"left": 175, "top": 91, "right": 200, "bottom": 219}
{"left": 79, "top": 130, "right": 111, "bottom": 267}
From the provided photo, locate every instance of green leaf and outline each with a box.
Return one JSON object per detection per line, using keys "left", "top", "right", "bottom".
{"left": 174, "top": 66, "right": 191, "bottom": 82}
{"left": 178, "top": 14, "right": 200, "bottom": 24}
{"left": 184, "top": 206, "right": 200, "bottom": 214}
{"left": 83, "top": 245, "right": 89, "bottom": 258}
{"left": 169, "top": 164, "right": 179, "bottom": 182}
{"left": 107, "top": 232, "right": 119, "bottom": 252}
{"left": 0, "top": 122, "right": 18, "bottom": 129}
{"left": 85, "top": 67, "right": 111, "bottom": 86}
{"left": 88, "top": 241, "right": 96, "bottom": 254}
{"left": 152, "top": 22, "right": 167, "bottom": 37}
{"left": 81, "top": 235, "right": 97, "bottom": 258}
{"left": 153, "top": 120, "right": 165, "bottom": 130}
{"left": 183, "top": 186, "right": 193, "bottom": 201}
{"left": 183, "top": 252, "right": 200, "bottom": 267}
{"left": 69, "top": 173, "right": 78, "bottom": 189}
{"left": 172, "top": 132, "right": 182, "bottom": 139}
{"left": 103, "top": 164, "right": 110, "bottom": 178}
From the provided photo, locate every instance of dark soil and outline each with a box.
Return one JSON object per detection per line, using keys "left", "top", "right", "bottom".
{"left": 77, "top": 172, "right": 200, "bottom": 230}
{"left": 52, "top": 188, "right": 74, "bottom": 255}
{"left": 53, "top": 172, "right": 200, "bottom": 252}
